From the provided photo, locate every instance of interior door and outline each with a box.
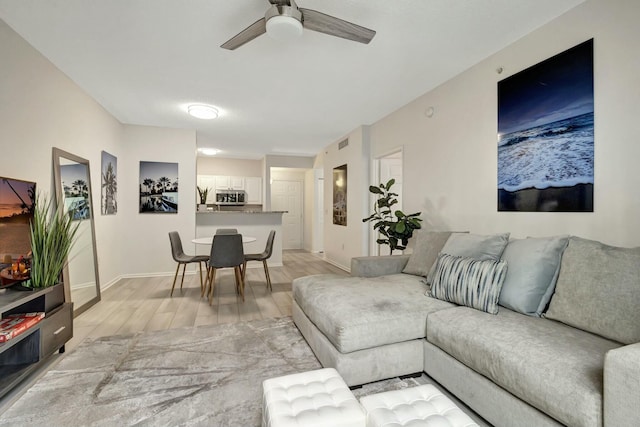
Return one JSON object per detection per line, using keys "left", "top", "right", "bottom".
{"left": 375, "top": 152, "right": 403, "bottom": 256}
{"left": 271, "top": 180, "right": 303, "bottom": 249}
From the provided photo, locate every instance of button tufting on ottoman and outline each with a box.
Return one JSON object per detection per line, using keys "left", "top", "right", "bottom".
{"left": 359, "top": 384, "right": 478, "bottom": 427}
{"left": 262, "top": 368, "right": 366, "bottom": 427}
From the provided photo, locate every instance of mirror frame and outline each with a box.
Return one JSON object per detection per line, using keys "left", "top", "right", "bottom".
{"left": 52, "top": 147, "right": 101, "bottom": 316}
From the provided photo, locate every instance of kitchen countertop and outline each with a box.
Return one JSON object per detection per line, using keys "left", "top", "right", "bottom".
{"left": 196, "top": 210, "right": 287, "bottom": 214}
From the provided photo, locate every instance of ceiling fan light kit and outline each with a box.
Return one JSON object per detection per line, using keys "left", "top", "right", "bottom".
{"left": 221, "top": 0, "right": 376, "bottom": 50}
{"left": 265, "top": 6, "right": 303, "bottom": 40}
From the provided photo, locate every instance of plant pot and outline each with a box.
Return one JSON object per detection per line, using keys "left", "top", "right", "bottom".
{"left": 44, "top": 283, "right": 65, "bottom": 313}
{"left": 9, "top": 281, "right": 34, "bottom": 292}
{"left": 198, "top": 204, "right": 207, "bottom": 212}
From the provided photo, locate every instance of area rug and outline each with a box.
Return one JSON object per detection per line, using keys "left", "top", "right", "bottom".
{"left": 0, "top": 317, "right": 423, "bottom": 427}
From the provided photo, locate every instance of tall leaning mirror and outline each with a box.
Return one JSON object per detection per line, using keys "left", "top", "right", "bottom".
{"left": 52, "top": 148, "right": 101, "bottom": 316}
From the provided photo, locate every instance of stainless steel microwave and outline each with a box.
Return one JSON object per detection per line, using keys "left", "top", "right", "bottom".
{"left": 215, "top": 190, "right": 246, "bottom": 205}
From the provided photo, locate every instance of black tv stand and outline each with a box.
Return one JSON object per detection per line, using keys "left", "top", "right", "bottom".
{"left": 0, "top": 285, "right": 72, "bottom": 399}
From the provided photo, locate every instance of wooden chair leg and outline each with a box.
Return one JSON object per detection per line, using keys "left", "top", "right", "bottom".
{"left": 208, "top": 268, "right": 217, "bottom": 306}
{"left": 198, "top": 262, "right": 204, "bottom": 294}
{"left": 234, "top": 266, "right": 245, "bottom": 302}
{"left": 241, "top": 261, "right": 247, "bottom": 281}
{"left": 203, "top": 266, "right": 211, "bottom": 297}
{"left": 179, "top": 263, "right": 187, "bottom": 290}
{"left": 263, "top": 260, "right": 272, "bottom": 291}
{"left": 170, "top": 263, "right": 181, "bottom": 296}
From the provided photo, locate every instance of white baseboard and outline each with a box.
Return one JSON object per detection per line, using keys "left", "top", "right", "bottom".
{"left": 322, "top": 256, "right": 350, "bottom": 273}
{"left": 100, "top": 262, "right": 285, "bottom": 292}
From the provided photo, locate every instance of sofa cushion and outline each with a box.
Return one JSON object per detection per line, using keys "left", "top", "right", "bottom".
{"left": 428, "top": 232, "right": 510, "bottom": 283}
{"left": 441, "top": 232, "right": 510, "bottom": 261}
{"left": 402, "top": 231, "right": 452, "bottom": 277}
{"left": 292, "top": 274, "right": 454, "bottom": 354}
{"left": 430, "top": 253, "right": 507, "bottom": 314}
{"left": 499, "top": 235, "right": 569, "bottom": 317}
{"left": 427, "top": 306, "right": 620, "bottom": 427}
{"left": 545, "top": 236, "right": 640, "bottom": 344}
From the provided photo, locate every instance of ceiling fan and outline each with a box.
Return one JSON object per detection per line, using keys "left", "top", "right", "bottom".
{"left": 221, "top": 0, "right": 376, "bottom": 50}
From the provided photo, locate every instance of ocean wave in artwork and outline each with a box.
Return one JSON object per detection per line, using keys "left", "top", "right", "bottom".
{"left": 498, "top": 112, "right": 593, "bottom": 192}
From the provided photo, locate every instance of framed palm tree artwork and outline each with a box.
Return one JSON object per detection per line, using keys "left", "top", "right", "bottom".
{"left": 101, "top": 151, "right": 117, "bottom": 215}
{"left": 139, "top": 161, "right": 179, "bottom": 213}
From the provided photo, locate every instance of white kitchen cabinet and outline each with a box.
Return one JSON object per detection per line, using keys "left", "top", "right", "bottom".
{"left": 214, "top": 175, "right": 245, "bottom": 190}
{"left": 244, "top": 177, "right": 262, "bottom": 204}
{"left": 230, "top": 176, "right": 245, "bottom": 190}
{"left": 214, "top": 175, "right": 230, "bottom": 190}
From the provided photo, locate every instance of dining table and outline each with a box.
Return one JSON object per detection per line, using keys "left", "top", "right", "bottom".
{"left": 191, "top": 236, "right": 257, "bottom": 245}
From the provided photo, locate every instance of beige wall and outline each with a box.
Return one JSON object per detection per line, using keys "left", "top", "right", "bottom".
{"left": 323, "top": 126, "right": 370, "bottom": 270}
{"left": 0, "top": 19, "right": 198, "bottom": 286}
{"left": 197, "top": 157, "right": 262, "bottom": 177}
{"left": 120, "top": 125, "right": 197, "bottom": 276}
{"left": 323, "top": 0, "right": 640, "bottom": 268}
{"left": 0, "top": 18, "right": 124, "bottom": 287}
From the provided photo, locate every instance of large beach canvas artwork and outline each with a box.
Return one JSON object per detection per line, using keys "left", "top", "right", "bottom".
{"left": 498, "top": 39, "right": 594, "bottom": 212}
{"left": 101, "top": 151, "right": 117, "bottom": 215}
{"left": 139, "top": 161, "right": 178, "bottom": 213}
{"left": 333, "top": 164, "right": 347, "bottom": 226}
{"left": 60, "top": 163, "right": 92, "bottom": 220}
{"left": 0, "top": 177, "right": 36, "bottom": 258}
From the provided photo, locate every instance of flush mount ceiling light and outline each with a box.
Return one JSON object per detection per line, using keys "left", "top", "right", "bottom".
{"left": 198, "top": 148, "right": 219, "bottom": 156}
{"left": 265, "top": 6, "right": 303, "bottom": 41}
{"left": 187, "top": 104, "right": 219, "bottom": 120}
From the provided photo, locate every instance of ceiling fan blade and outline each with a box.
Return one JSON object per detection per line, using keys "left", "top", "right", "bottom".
{"left": 221, "top": 18, "right": 267, "bottom": 50}
{"left": 300, "top": 8, "right": 375, "bottom": 44}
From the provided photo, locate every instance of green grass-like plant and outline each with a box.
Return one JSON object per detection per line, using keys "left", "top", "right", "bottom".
{"left": 27, "top": 193, "right": 79, "bottom": 288}
{"left": 197, "top": 186, "right": 210, "bottom": 205}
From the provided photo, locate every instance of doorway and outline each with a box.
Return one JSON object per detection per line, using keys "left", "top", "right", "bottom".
{"left": 371, "top": 149, "right": 403, "bottom": 256}
{"left": 271, "top": 179, "right": 304, "bottom": 249}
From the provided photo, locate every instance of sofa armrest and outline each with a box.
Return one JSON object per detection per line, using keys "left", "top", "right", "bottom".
{"left": 350, "top": 255, "right": 410, "bottom": 277}
{"left": 604, "top": 342, "right": 640, "bottom": 426}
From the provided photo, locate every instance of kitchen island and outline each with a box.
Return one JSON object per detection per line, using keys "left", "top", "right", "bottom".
{"left": 195, "top": 211, "right": 286, "bottom": 266}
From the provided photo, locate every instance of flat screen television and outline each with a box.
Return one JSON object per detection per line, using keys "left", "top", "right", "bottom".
{"left": 0, "top": 176, "right": 36, "bottom": 261}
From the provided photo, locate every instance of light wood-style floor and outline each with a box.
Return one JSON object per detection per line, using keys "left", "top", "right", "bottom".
{"left": 67, "top": 250, "right": 348, "bottom": 352}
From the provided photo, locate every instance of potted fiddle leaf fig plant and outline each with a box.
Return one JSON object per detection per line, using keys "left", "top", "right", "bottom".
{"left": 26, "top": 193, "right": 79, "bottom": 289}
{"left": 197, "top": 186, "right": 210, "bottom": 211}
{"left": 363, "top": 179, "right": 422, "bottom": 254}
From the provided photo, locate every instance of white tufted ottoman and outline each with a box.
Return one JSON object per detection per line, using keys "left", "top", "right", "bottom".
{"left": 262, "top": 368, "right": 366, "bottom": 427}
{"left": 359, "top": 384, "right": 478, "bottom": 427}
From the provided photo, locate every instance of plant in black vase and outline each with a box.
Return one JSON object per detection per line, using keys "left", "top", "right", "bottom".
{"left": 363, "top": 179, "right": 422, "bottom": 254}
{"left": 197, "top": 186, "right": 210, "bottom": 206}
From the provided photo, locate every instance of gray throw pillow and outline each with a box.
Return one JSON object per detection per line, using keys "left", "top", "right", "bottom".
{"left": 429, "top": 253, "right": 507, "bottom": 314}
{"left": 402, "top": 231, "right": 453, "bottom": 277}
{"left": 441, "top": 232, "right": 510, "bottom": 260}
{"left": 545, "top": 236, "right": 640, "bottom": 344}
{"left": 499, "top": 236, "right": 569, "bottom": 317}
{"left": 427, "top": 232, "right": 510, "bottom": 283}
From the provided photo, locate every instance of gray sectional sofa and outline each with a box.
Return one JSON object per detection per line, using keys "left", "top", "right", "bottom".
{"left": 292, "top": 232, "right": 640, "bottom": 427}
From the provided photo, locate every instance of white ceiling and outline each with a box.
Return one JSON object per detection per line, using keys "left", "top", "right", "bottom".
{"left": 0, "top": 0, "right": 585, "bottom": 159}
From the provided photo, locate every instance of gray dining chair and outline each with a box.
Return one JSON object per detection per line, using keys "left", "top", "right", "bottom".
{"left": 168, "top": 231, "right": 209, "bottom": 296}
{"left": 242, "top": 230, "right": 276, "bottom": 291}
{"left": 205, "top": 233, "right": 245, "bottom": 305}
{"left": 216, "top": 228, "right": 238, "bottom": 235}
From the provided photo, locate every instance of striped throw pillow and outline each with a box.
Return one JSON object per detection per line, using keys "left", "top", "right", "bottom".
{"left": 430, "top": 253, "right": 508, "bottom": 314}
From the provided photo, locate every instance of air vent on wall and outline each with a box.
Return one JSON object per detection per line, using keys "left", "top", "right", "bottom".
{"left": 338, "top": 139, "right": 349, "bottom": 150}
